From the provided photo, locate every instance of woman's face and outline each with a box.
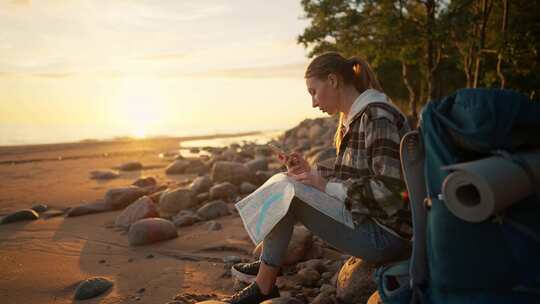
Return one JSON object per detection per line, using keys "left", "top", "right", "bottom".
{"left": 306, "top": 75, "right": 339, "bottom": 115}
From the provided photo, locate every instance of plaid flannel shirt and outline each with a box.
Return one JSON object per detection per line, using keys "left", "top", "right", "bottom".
{"left": 318, "top": 102, "right": 412, "bottom": 239}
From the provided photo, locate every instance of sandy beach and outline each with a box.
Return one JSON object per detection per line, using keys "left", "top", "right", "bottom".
{"left": 0, "top": 134, "right": 263, "bottom": 304}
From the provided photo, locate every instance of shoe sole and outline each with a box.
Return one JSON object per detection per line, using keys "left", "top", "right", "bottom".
{"left": 230, "top": 266, "right": 257, "bottom": 283}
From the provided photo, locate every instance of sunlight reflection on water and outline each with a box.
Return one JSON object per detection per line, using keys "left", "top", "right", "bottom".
{"left": 175, "top": 130, "right": 283, "bottom": 158}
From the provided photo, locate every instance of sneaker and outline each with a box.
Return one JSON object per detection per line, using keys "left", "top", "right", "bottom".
{"left": 226, "top": 282, "right": 280, "bottom": 304}
{"left": 231, "top": 260, "right": 283, "bottom": 283}
{"left": 231, "top": 260, "right": 261, "bottom": 283}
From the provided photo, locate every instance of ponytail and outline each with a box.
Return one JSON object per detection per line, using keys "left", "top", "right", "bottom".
{"left": 334, "top": 57, "right": 383, "bottom": 151}
{"left": 347, "top": 57, "right": 383, "bottom": 93}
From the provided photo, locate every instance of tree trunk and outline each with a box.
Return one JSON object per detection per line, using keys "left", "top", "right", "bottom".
{"left": 425, "top": 0, "right": 437, "bottom": 101}
{"left": 423, "top": 0, "right": 443, "bottom": 101}
{"left": 401, "top": 61, "right": 417, "bottom": 122}
{"left": 465, "top": 39, "right": 475, "bottom": 88}
{"left": 496, "top": 0, "right": 509, "bottom": 89}
{"left": 472, "top": 0, "right": 493, "bottom": 88}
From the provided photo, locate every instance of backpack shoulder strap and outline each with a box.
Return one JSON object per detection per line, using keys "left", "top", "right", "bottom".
{"left": 400, "top": 130, "right": 428, "bottom": 289}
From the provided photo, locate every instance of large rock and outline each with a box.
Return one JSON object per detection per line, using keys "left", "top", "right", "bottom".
{"left": 253, "top": 226, "right": 313, "bottom": 265}
{"left": 254, "top": 170, "right": 275, "bottom": 186}
{"left": 221, "top": 148, "right": 238, "bottom": 160}
{"left": 295, "top": 138, "right": 311, "bottom": 151}
{"left": 114, "top": 196, "right": 158, "bottom": 229}
{"left": 118, "top": 161, "right": 143, "bottom": 171}
{"left": 182, "top": 159, "right": 206, "bottom": 172}
{"left": 209, "top": 182, "right": 238, "bottom": 201}
{"left": 196, "top": 200, "right": 230, "bottom": 220}
{"left": 245, "top": 158, "right": 268, "bottom": 172}
{"left": 172, "top": 210, "right": 201, "bottom": 227}
{"left": 158, "top": 188, "right": 196, "bottom": 218}
{"left": 311, "top": 292, "right": 335, "bottom": 304}
{"left": 196, "top": 192, "right": 210, "bottom": 204}
{"left": 296, "top": 126, "right": 309, "bottom": 138}
{"left": 297, "top": 268, "right": 321, "bottom": 287}
{"left": 74, "top": 277, "right": 113, "bottom": 300}
{"left": 104, "top": 186, "right": 147, "bottom": 210}
{"left": 308, "top": 124, "right": 325, "bottom": 140}
{"left": 211, "top": 161, "right": 253, "bottom": 185}
{"left": 336, "top": 257, "right": 376, "bottom": 304}
{"left": 165, "top": 159, "right": 191, "bottom": 174}
{"left": 297, "top": 259, "right": 327, "bottom": 274}
{"left": 190, "top": 175, "right": 213, "bottom": 194}
{"left": 184, "top": 163, "right": 210, "bottom": 175}
{"left": 148, "top": 190, "right": 165, "bottom": 204}
{"left": 240, "top": 182, "right": 258, "bottom": 194}
{"left": 128, "top": 218, "right": 178, "bottom": 246}
{"left": 0, "top": 209, "right": 39, "bottom": 224}
{"left": 320, "top": 283, "right": 337, "bottom": 294}
{"left": 254, "top": 146, "right": 272, "bottom": 157}
{"left": 67, "top": 200, "right": 111, "bottom": 217}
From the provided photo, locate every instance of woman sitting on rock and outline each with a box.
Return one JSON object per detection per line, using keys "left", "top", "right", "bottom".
{"left": 227, "top": 52, "right": 412, "bottom": 304}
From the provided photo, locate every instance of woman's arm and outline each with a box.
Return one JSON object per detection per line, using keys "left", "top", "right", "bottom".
{"left": 287, "top": 111, "right": 407, "bottom": 215}
{"left": 341, "top": 116, "right": 407, "bottom": 218}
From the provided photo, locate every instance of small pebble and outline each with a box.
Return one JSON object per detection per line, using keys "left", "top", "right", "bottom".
{"left": 137, "top": 288, "right": 145, "bottom": 293}
{"left": 99, "top": 259, "right": 106, "bottom": 264}
{"left": 146, "top": 254, "right": 154, "bottom": 259}
{"left": 128, "top": 258, "right": 134, "bottom": 262}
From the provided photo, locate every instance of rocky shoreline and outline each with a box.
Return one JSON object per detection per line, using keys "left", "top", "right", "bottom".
{"left": 0, "top": 116, "right": 380, "bottom": 304}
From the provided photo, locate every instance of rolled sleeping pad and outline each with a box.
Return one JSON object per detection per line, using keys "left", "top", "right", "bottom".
{"left": 441, "top": 152, "right": 540, "bottom": 222}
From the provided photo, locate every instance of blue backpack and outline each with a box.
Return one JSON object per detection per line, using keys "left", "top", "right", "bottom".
{"left": 374, "top": 89, "right": 540, "bottom": 304}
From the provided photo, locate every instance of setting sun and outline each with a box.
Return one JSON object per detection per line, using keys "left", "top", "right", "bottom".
{"left": 131, "top": 128, "right": 147, "bottom": 139}
{"left": 113, "top": 77, "right": 167, "bottom": 137}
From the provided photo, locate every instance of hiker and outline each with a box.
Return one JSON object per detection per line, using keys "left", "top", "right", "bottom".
{"left": 227, "top": 52, "right": 412, "bottom": 303}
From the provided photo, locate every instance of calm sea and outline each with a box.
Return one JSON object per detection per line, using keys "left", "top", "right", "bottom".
{"left": 0, "top": 123, "right": 283, "bottom": 147}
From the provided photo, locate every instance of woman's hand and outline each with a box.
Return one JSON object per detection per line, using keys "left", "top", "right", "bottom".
{"left": 279, "top": 151, "right": 311, "bottom": 175}
{"left": 287, "top": 169, "right": 328, "bottom": 192}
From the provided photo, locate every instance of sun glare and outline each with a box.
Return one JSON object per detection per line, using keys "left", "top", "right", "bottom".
{"left": 132, "top": 129, "right": 147, "bottom": 139}
{"left": 114, "top": 77, "right": 168, "bottom": 138}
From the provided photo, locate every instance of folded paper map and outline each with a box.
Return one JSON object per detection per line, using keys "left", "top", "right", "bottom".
{"left": 235, "top": 173, "right": 354, "bottom": 245}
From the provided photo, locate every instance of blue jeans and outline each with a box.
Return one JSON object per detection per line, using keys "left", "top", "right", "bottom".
{"left": 261, "top": 198, "right": 410, "bottom": 267}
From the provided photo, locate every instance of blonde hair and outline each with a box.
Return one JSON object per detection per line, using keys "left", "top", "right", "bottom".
{"left": 304, "top": 52, "right": 382, "bottom": 151}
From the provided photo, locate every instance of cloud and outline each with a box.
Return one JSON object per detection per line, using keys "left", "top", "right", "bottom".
{"left": 163, "top": 62, "right": 307, "bottom": 79}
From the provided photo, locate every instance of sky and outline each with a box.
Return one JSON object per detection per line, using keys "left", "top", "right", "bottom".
{"left": 0, "top": 0, "right": 324, "bottom": 145}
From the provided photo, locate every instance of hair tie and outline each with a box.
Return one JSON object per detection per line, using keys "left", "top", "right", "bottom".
{"left": 352, "top": 63, "right": 362, "bottom": 76}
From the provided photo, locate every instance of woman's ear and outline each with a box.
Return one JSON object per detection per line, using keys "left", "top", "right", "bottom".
{"left": 328, "top": 73, "right": 339, "bottom": 89}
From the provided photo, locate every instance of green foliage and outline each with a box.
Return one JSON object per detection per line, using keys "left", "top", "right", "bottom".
{"left": 298, "top": 0, "right": 540, "bottom": 110}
